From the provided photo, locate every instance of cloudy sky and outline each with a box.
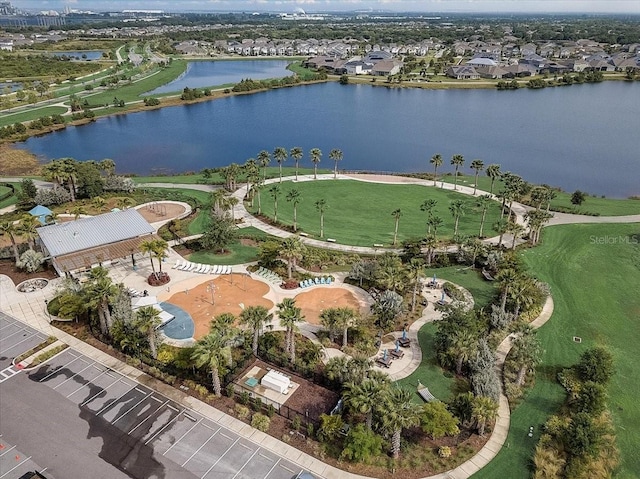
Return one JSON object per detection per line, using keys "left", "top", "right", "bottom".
{"left": 11, "top": 0, "right": 640, "bottom": 14}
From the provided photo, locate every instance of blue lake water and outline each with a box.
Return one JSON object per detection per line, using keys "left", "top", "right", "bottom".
{"left": 146, "top": 60, "right": 292, "bottom": 94}
{"left": 19, "top": 80, "right": 640, "bottom": 198}
{"left": 51, "top": 51, "right": 104, "bottom": 61}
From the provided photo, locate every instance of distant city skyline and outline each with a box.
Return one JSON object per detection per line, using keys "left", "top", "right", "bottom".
{"left": 9, "top": 0, "right": 640, "bottom": 14}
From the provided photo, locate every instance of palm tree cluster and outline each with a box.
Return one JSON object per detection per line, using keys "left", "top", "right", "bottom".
{"left": 248, "top": 146, "right": 343, "bottom": 185}
{"left": 139, "top": 238, "right": 169, "bottom": 283}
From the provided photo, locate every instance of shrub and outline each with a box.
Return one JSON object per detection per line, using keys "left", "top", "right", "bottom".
{"left": 34, "top": 187, "right": 71, "bottom": 206}
{"left": 235, "top": 404, "right": 250, "bottom": 420}
{"left": 252, "top": 413, "right": 271, "bottom": 432}
{"left": 103, "top": 175, "right": 135, "bottom": 193}
{"left": 438, "top": 446, "right": 452, "bottom": 458}
{"left": 576, "top": 347, "right": 614, "bottom": 385}
{"left": 340, "top": 424, "right": 383, "bottom": 463}
{"left": 17, "top": 249, "right": 45, "bottom": 273}
{"left": 292, "top": 416, "right": 302, "bottom": 431}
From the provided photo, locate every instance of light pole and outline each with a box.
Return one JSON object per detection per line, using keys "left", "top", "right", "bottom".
{"left": 206, "top": 282, "right": 215, "bottom": 305}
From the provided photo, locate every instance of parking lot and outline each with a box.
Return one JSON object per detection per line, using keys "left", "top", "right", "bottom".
{"left": 0, "top": 312, "right": 314, "bottom": 479}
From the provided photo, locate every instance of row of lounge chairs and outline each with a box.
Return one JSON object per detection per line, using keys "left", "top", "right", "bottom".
{"left": 173, "top": 260, "right": 232, "bottom": 275}
{"left": 127, "top": 288, "right": 147, "bottom": 297}
{"left": 256, "top": 267, "right": 281, "bottom": 284}
{"left": 299, "top": 276, "right": 332, "bottom": 288}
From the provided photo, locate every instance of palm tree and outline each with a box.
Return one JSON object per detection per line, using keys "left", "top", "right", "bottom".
{"left": 140, "top": 239, "right": 159, "bottom": 279}
{"left": 423, "top": 235, "right": 437, "bottom": 266}
{"left": 496, "top": 267, "right": 519, "bottom": 312}
{"left": 507, "top": 221, "right": 525, "bottom": 250}
{"left": 61, "top": 158, "right": 78, "bottom": 202}
{"left": 211, "top": 188, "right": 228, "bottom": 216}
{"left": 244, "top": 157, "right": 258, "bottom": 196}
{"left": 381, "top": 388, "right": 421, "bottom": 459}
{"left": 470, "top": 159, "right": 484, "bottom": 195}
{"left": 335, "top": 307, "right": 356, "bottom": 347}
{"left": 191, "top": 330, "right": 232, "bottom": 396}
{"left": 18, "top": 214, "right": 40, "bottom": 250}
{"left": 99, "top": 158, "right": 116, "bottom": 176}
{"left": 0, "top": 221, "right": 20, "bottom": 263}
{"left": 240, "top": 305, "right": 272, "bottom": 356}
{"left": 511, "top": 326, "right": 541, "bottom": 386}
{"left": 429, "top": 153, "right": 443, "bottom": 186}
{"left": 225, "top": 196, "right": 239, "bottom": 222}
{"left": 450, "top": 154, "right": 465, "bottom": 190}
{"left": 406, "top": 258, "right": 425, "bottom": 312}
{"left": 42, "top": 160, "right": 65, "bottom": 191}
{"left": 343, "top": 378, "right": 389, "bottom": 430}
{"left": 525, "top": 209, "right": 552, "bottom": 246}
{"left": 290, "top": 146, "right": 303, "bottom": 181}
{"left": 493, "top": 219, "right": 508, "bottom": 248}
{"left": 116, "top": 197, "right": 134, "bottom": 210}
{"left": 286, "top": 189, "right": 302, "bottom": 231}
{"left": 71, "top": 205, "right": 86, "bottom": 220}
{"left": 86, "top": 269, "right": 118, "bottom": 337}
{"left": 320, "top": 308, "right": 340, "bottom": 344}
{"left": 329, "top": 148, "right": 343, "bottom": 179}
{"left": 309, "top": 148, "right": 322, "bottom": 180}
{"left": 273, "top": 146, "right": 288, "bottom": 183}
{"left": 451, "top": 330, "right": 478, "bottom": 375}
{"left": 257, "top": 150, "right": 271, "bottom": 182}
{"left": 420, "top": 199, "right": 437, "bottom": 235}
{"left": 277, "top": 298, "right": 304, "bottom": 363}
{"left": 472, "top": 396, "right": 499, "bottom": 436}
{"left": 268, "top": 185, "right": 280, "bottom": 222}
{"left": 486, "top": 164, "right": 502, "bottom": 195}
{"left": 135, "top": 306, "right": 161, "bottom": 359}
{"left": 427, "top": 215, "right": 443, "bottom": 243}
{"left": 279, "top": 236, "right": 305, "bottom": 279}
{"left": 391, "top": 208, "right": 402, "bottom": 246}
{"left": 315, "top": 199, "right": 327, "bottom": 238}
{"left": 92, "top": 196, "right": 106, "bottom": 212}
{"left": 448, "top": 200, "right": 466, "bottom": 239}
{"left": 477, "top": 195, "right": 492, "bottom": 238}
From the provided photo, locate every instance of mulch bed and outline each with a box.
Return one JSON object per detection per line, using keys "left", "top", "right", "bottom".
{"left": 0, "top": 259, "right": 59, "bottom": 285}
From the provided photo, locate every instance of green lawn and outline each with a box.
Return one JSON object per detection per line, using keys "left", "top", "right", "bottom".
{"left": 133, "top": 167, "right": 332, "bottom": 185}
{"left": 252, "top": 180, "right": 502, "bottom": 247}
{"left": 549, "top": 191, "right": 640, "bottom": 216}
{"left": 473, "top": 223, "right": 640, "bottom": 479}
{"left": 0, "top": 183, "right": 20, "bottom": 209}
{"left": 0, "top": 106, "right": 68, "bottom": 128}
{"left": 441, "top": 173, "right": 505, "bottom": 195}
{"left": 395, "top": 322, "right": 456, "bottom": 403}
{"left": 188, "top": 241, "right": 260, "bottom": 265}
{"left": 424, "top": 266, "right": 497, "bottom": 310}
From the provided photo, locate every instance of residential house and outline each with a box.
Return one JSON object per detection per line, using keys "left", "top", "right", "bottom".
{"left": 446, "top": 65, "right": 480, "bottom": 80}
{"left": 371, "top": 59, "right": 402, "bottom": 76}
{"left": 475, "top": 65, "right": 509, "bottom": 79}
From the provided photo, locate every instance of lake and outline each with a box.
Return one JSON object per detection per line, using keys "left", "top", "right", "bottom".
{"left": 146, "top": 59, "right": 292, "bottom": 94}
{"left": 51, "top": 51, "right": 104, "bottom": 61}
{"left": 19, "top": 80, "right": 640, "bottom": 198}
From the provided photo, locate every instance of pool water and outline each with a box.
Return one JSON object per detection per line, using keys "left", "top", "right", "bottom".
{"left": 159, "top": 302, "right": 195, "bottom": 340}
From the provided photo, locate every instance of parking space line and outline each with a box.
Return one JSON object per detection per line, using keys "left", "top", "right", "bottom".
{"left": 0, "top": 445, "right": 16, "bottom": 457}
{"left": 263, "top": 458, "right": 281, "bottom": 479}
{"left": 65, "top": 367, "right": 111, "bottom": 399}
{"left": 201, "top": 436, "right": 239, "bottom": 479}
{"left": 182, "top": 427, "right": 221, "bottom": 467}
{"left": 129, "top": 399, "right": 169, "bottom": 434}
{"left": 239, "top": 442, "right": 252, "bottom": 451}
{"left": 0, "top": 455, "right": 32, "bottom": 478}
{"left": 220, "top": 432, "right": 234, "bottom": 440}
{"left": 111, "top": 390, "right": 153, "bottom": 424}
{"left": 79, "top": 375, "right": 122, "bottom": 406}
{"left": 53, "top": 360, "right": 93, "bottom": 390}
{"left": 163, "top": 417, "right": 202, "bottom": 455}
{"left": 37, "top": 353, "right": 83, "bottom": 382}
{"left": 93, "top": 380, "right": 139, "bottom": 415}
{"left": 0, "top": 331, "right": 45, "bottom": 355}
{"left": 232, "top": 448, "right": 260, "bottom": 479}
{"left": 280, "top": 465, "right": 295, "bottom": 473}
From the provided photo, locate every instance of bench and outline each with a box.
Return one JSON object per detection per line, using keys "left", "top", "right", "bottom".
{"left": 373, "top": 243, "right": 384, "bottom": 247}
{"left": 327, "top": 238, "right": 336, "bottom": 243}
{"left": 299, "top": 232, "right": 309, "bottom": 237}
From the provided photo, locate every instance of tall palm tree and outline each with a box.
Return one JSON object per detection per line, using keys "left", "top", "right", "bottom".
{"left": 423, "top": 235, "right": 437, "bottom": 266}
{"left": 0, "top": 221, "right": 20, "bottom": 263}
{"left": 406, "top": 258, "right": 425, "bottom": 312}
{"left": 477, "top": 195, "right": 492, "bottom": 238}
{"left": 448, "top": 200, "right": 466, "bottom": 239}
{"left": 493, "top": 218, "right": 508, "bottom": 249}
{"left": 290, "top": 146, "right": 303, "bottom": 181}
{"left": 257, "top": 150, "right": 271, "bottom": 182}
{"left": 135, "top": 305, "right": 161, "bottom": 359}
{"left": 191, "top": 330, "right": 232, "bottom": 396}
{"left": 329, "top": 148, "right": 343, "bottom": 179}
{"left": 485, "top": 164, "right": 502, "bottom": 195}
{"left": 381, "top": 388, "right": 421, "bottom": 459}
{"left": 427, "top": 215, "right": 443, "bottom": 243}
{"left": 496, "top": 267, "right": 520, "bottom": 313}
{"left": 525, "top": 209, "right": 552, "bottom": 245}
{"left": 315, "top": 198, "right": 327, "bottom": 238}
{"left": 140, "top": 239, "right": 159, "bottom": 278}
{"left": 273, "top": 146, "right": 288, "bottom": 183}
{"left": 451, "top": 330, "right": 477, "bottom": 375}
{"left": 211, "top": 188, "right": 228, "bottom": 216}
{"left": 472, "top": 396, "right": 499, "bottom": 436}
{"left": 309, "top": 148, "right": 322, "bottom": 180}
{"left": 429, "top": 153, "right": 443, "bottom": 186}
{"left": 420, "top": 199, "right": 437, "bottom": 235}
{"left": 225, "top": 196, "right": 239, "bottom": 222}
{"left": 244, "top": 157, "right": 258, "bottom": 196}
{"left": 277, "top": 297, "right": 304, "bottom": 363}
{"left": 470, "top": 159, "right": 484, "bottom": 195}
{"left": 511, "top": 326, "right": 541, "bottom": 386}
{"left": 42, "top": 160, "right": 65, "bottom": 191}
{"left": 86, "top": 269, "right": 118, "bottom": 337}
{"left": 286, "top": 189, "right": 302, "bottom": 231}
{"left": 335, "top": 307, "right": 356, "bottom": 347}
{"left": 279, "top": 236, "right": 305, "bottom": 279}
{"left": 18, "top": 214, "right": 40, "bottom": 250}
{"left": 343, "top": 378, "right": 389, "bottom": 430}
{"left": 99, "top": 158, "right": 116, "bottom": 176}
{"left": 61, "top": 158, "right": 78, "bottom": 202}
{"left": 391, "top": 208, "right": 402, "bottom": 246}
{"left": 507, "top": 221, "right": 525, "bottom": 250}
{"left": 450, "top": 154, "right": 465, "bottom": 190}
{"left": 239, "top": 305, "right": 272, "bottom": 356}
{"left": 268, "top": 185, "right": 280, "bottom": 222}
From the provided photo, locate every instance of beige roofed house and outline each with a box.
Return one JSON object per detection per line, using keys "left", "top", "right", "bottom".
{"left": 37, "top": 209, "right": 158, "bottom": 275}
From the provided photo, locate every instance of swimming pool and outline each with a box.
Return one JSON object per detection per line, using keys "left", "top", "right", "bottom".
{"left": 159, "top": 302, "right": 195, "bottom": 340}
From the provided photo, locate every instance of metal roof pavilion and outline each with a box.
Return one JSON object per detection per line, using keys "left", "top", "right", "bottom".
{"left": 37, "top": 208, "right": 155, "bottom": 257}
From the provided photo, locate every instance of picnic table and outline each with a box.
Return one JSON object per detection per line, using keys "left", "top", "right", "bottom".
{"left": 376, "top": 356, "right": 393, "bottom": 368}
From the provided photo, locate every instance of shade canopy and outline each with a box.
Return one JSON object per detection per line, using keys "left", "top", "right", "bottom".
{"left": 29, "top": 205, "right": 53, "bottom": 225}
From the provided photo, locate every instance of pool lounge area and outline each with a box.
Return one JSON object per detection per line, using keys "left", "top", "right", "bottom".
{"left": 159, "top": 302, "right": 195, "bottom": 340}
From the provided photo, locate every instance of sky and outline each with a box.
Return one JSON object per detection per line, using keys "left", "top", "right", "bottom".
{"left": 10, "top": 0, "right": 640, "bottom": 14}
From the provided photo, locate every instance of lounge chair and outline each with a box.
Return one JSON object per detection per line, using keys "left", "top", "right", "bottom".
{"left": 320, "top": 277, "right": 326, "bottom": 284}
{"left": 202, "top": 265, "right": 211, "bottom": 274}
{"left": 188, "top": 262, "right": 198, "bottom": 272}
{"left": 177, "top": 261, "right": 188, "bottom": 271}
{"left": 227, "top": 266, "right": 233, "bottom": 275}
{"left": 172, "top": 260, "right": 183, "bottom": 269}
{"left": 194, "top": 264, "right": 203, "bottom": 273}
{"left": 326, "top": 277, "right": 332, "bottom": 284}
{"left": 315, "top": 277, "right": 320, "bottom": 284}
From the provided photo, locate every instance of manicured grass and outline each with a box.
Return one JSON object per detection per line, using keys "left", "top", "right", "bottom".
{"left": 187, "top": 210, "right": 210, "bottom": 236}
{"left": 441, "top": 174, "right": 505, "bottom": 196}
{"left": 424, "top": 266, "right": 497, "bottom": 310}
{"left": 133, "top": 167, "right": 331, "bottom": 185}
{"left": 473, "top": 223, "right": 640, "bottom": 479}
{"left": 0, "top": 183, "right": 21, "bottom": 209}
{"left": 188, "top": 242, "right": 259, "bottom": 265}
{"left": 396, "top": 322, "right": 456, "bottom": 403}
{"left": 0, "top": 106, "right": 68, "bottom": 128}
{"left": 548, "top": 191, "right": 640, "bottom": 216}
{"left": 252, "top": 180, "right": 502, "bottom": 247}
